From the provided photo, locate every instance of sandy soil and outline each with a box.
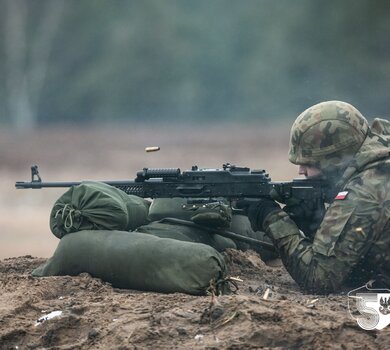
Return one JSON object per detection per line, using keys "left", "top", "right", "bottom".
{"left": 1, "top": 252, "right": 389, "bottom": 349}
{"left": 1, "top": 124, "right": 389, "bottom": 349}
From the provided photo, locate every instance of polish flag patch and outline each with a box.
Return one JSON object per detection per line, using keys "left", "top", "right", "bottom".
{"left": 335, "top": 191, "right": 349, "bottom": 200}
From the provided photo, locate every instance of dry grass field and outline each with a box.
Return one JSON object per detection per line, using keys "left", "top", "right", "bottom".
{"left": 0, "top": 122, "right": 297, "bottom": 259}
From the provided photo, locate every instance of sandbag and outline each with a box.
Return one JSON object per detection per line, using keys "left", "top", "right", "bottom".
{"left": 50, "top": 181, "right": 149, "bottom": 238}
{"left": 32, "top": 230, "right": 230, "bottom": 295}
{"left": 124, "top": 196, "right": 150, "bottom": 230}
{"left": 136, "top": 218, "right": 237, "bottom": 252}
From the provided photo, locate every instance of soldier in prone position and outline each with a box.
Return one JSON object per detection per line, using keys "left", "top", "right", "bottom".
{"left": 242, "top": 100, "right": 390, "bottom": 294}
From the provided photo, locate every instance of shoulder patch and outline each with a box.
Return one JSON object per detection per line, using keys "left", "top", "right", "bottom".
{"left": 335, "top": 191, "right": 349, "bottom": 200}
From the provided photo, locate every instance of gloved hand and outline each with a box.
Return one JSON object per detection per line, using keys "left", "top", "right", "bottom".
{"left": 235, "top": 198, "right": 281, "bottom": 232}
{"left": 283, "top": 198, "right": 325, "bottom": 239}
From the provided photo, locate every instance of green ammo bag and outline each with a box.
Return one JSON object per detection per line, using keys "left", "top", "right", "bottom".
{"left": 50, "top": 181, "right": 149, "bottom": 238}
{"left": 32, "top": 230, "right": 230, "bottom": 295}
{"left": 148, "top": 198, "right": 232, "bottom": 228}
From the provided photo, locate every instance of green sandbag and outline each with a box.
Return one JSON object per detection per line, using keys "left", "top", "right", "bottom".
{"left": 136, "top": 219, "right": 237, "bottom": 252}
{"left": 32, "top": 230, "right": 230, "bottom": 295}
{"left": 124, "top": 196, "right": 150, "bottom": 231}
{"left": 50, "top": 181, "right": 149, "bottom": 238}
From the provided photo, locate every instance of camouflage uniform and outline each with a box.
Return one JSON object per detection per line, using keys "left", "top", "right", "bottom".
{"left": 264, "top": 101, "right": 390, "bottom": 294}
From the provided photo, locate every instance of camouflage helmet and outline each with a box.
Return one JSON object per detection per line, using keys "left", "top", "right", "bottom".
{"left": 288, "top": 101, "right": 369, "bottom": 171}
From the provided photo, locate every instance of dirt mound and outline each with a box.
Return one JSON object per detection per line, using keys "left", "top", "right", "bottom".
{"left": 1, "top": 251, "right": 388, "bottom": 349}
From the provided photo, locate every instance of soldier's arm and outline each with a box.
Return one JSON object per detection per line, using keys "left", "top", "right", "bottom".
{"left": 264, "top": 187, "right": 378, "bottom": 294}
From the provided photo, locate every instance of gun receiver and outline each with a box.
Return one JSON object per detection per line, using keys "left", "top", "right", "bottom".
{"left": 15, "top": 164, "right": 334, "bottom": 204}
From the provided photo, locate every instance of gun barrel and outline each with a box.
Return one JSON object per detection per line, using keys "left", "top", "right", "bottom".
{"left": 15, "top": 181, "right": 83, "bottom": 189}
{"left": 14, "top": 165, "right": 333, "bottom": 203}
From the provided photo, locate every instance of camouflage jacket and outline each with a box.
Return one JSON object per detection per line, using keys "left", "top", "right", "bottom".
{"left": 264, "top": 118, "right": 390, "bottom": 294}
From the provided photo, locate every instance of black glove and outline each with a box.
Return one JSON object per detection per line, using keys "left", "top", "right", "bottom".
{"left": 235, "top": 198, "right": 281, "bottom": 232}
{"left": 283, "top": 198, "right": 325, "bottom": 239}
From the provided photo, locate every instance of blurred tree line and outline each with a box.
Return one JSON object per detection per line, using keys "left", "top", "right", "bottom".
{"left": 1, "top": 0, "right": 389, "bottom": 129}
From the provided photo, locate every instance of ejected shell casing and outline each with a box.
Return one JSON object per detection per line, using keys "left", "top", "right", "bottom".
{"left": 145, "top": 146, "right": 160, "bottom": 152}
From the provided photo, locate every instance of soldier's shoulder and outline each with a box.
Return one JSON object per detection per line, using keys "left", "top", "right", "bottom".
{"left": 347, "top": 160, "right": 390, "bottom": 192}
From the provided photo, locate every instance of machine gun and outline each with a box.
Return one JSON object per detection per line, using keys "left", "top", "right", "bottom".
{"left": 16, "top": 163, "right": 333, "bottom": 203}
{"left": 16, "top": 163, "right": 333, "bottom": 250}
